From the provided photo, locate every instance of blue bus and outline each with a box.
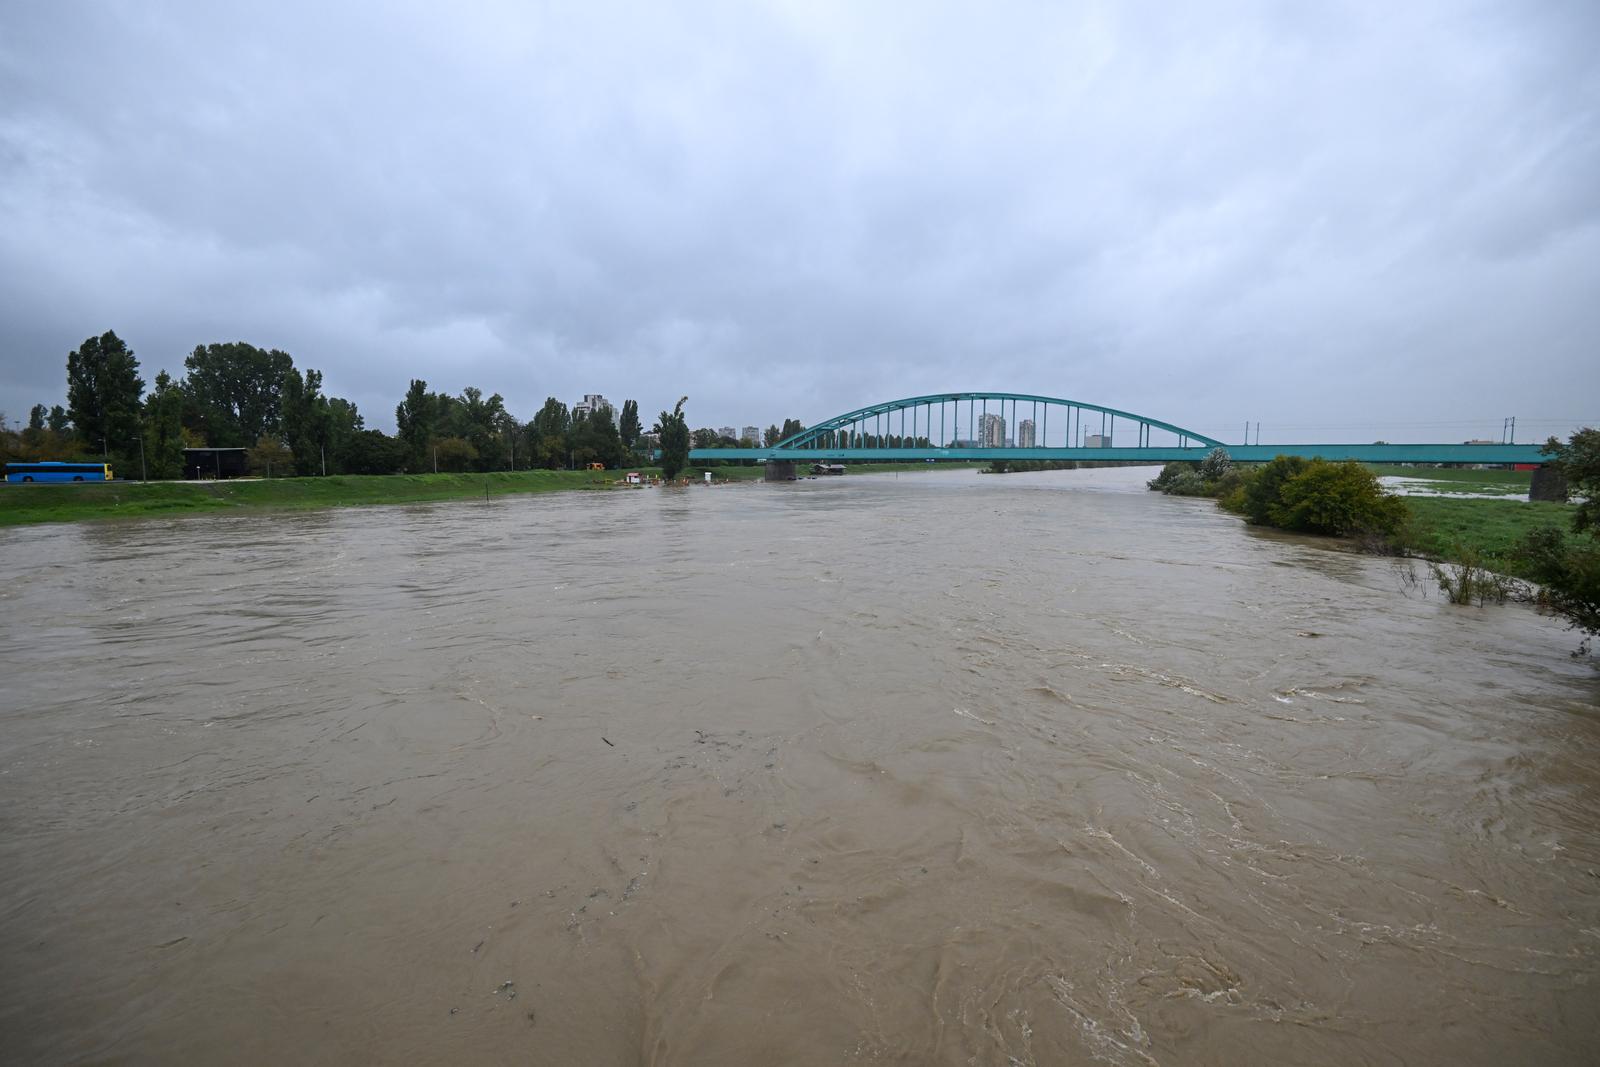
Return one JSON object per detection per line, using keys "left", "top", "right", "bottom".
{"left": 4, "top": 461, "right": 113, "bottom": 483}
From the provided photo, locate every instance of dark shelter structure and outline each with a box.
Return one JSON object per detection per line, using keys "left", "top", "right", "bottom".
{"left": 183, "top": 447, "right": 250, "bottom": 480}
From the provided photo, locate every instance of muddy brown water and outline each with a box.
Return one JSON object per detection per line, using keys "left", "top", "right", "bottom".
{"left": 1, "top": 466, "right": 1597, "bottom": 1065}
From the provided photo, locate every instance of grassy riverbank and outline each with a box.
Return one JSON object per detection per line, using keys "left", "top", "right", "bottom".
{"left": 0, "top": 461, "right": 988, "bottom": 527}
{"left": 1402, "top": 496, "right": 1575, "bottom": 580}
{"left": 0, "top": 469, "right": 622, "bottom": 526}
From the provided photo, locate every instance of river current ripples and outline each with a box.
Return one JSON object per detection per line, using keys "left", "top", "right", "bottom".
{"left": 1, "top": 466, "right": 1597, "bottom": 1065}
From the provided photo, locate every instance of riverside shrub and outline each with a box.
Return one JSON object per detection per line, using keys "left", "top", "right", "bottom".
{"left": 1515, "top": 428, "right": 1600, "bottom": 653}
{"left": 1148, "top": 449, "right": 1236, "bottom": 497}
{"left": 1225, "top": 456, "right": 1407, "bottom": 537}
{"left": 1269, "top": 459, "right": 1409, "bottom": 536}
{"left": 1151, "top": 451, "right": 1404, "bottom": 539}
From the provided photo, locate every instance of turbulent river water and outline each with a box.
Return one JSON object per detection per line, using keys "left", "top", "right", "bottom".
{"left": 2, "top": 466, "right": 1597, "bottom": 1065}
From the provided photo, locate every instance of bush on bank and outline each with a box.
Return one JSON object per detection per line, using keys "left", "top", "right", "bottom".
{"left": 1516, "top": 430, "right": 1600, "bottom": 653}
{"left": 1150, "top": 449, "right": 1406, "bottom": 537}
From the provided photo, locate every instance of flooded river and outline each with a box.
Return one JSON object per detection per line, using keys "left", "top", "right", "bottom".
{"left": 2, "top": 466, "right": 1597, "bottom": 1065}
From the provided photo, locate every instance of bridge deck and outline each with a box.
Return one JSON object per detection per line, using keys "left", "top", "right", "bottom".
{"left": 688, "top": 443, "right": 1546, "bottom": 465}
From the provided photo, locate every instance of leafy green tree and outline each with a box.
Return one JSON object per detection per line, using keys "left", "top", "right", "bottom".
{"left": 1199, "top": 447, "right": 1232, "bottom": 481}
{"left": 763, "top": 424, "right": 781, "bottom": 447}
{"left": 529, "top": 397, "right": 570, "bottom": 469}
{"left": 341, "top": 429, "right": 408, "bottom": 475}
{"left": 1147, "top": 461, "right": 1196, "bottom": 492}
{"left": 141, "top": 371, "right": 187, "bottom": 479}
{"left": 656, "top": 397, "right": 690, "bottom": 481}
{"left": 691, "top": 427, "right": 719, "bottom": 449}
{"left": 1236, "top": 455, "right": 1308, "bottom": 524}
{"left": 2, "top": 409, "right": 76, "bottom": 464}
{"left": 66, "top": 330, "right": 145, "bottom": 467}
{"left": 395, "top": 379, "right": 436, "bottom": 471}
{"left": 456, "top": 386, "right": 508, "bottom": 470}
{"left": 619, "top": 399, "right": 641, "bottom": 451}
{"left": 184, "top": 342, "right": 294, "bottom": 447}
{"left": 496, "top": 411, "right": 522, "bottom": 470}
{"left": 779, "top": 418, "right": 804, "bottom": 442}
{"left": 1542, "top": 429, "right": 1600, "bottom": 533}
{"left": 1269, "top": 460, "right": 1407, "bottom": 536}
{"left": 1517, "top": 429, "right": 1600, "bottom": 654}
{"left": 326, "top": 396, "right": 363, "bottom": 469}
{"left": 47, "top": 405, "right": 70, "bottom": 433}
{"left": 568, "top": 408, "right": 625, "bottom": 469}
{"left": 27, "top": 405, "right": 46, "bottom": 432}
{"left": 247, "top": 435, "right": 293, "bottom": 477}
{"left": 430, "top": 435, "right": 477, "bottom": 472}
{"left": 281, "top": 367, "right": 333, "bottom": 474}
{"left": 1519, "top": 527, "right": 1599, "bottom": 655}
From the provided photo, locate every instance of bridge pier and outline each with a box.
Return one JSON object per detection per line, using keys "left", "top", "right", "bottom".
{"left": 1530, "top": 465, "right": 1568, "bottom": 502}
{"left": 764, "top": 460, "right": 797, "bottom": 482}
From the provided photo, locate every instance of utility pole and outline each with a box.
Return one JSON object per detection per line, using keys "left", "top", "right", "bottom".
{"left": 433, "top": 446, "right": 438, "bottom": 474}
{"left": 138, "top": 437, "right": 146, "bottom": 482}
{"left": 320, "top": 443, "right": 326, "bottom": 477}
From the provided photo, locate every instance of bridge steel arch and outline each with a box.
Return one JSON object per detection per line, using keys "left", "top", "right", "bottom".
{"left": 680, "top": 391, "right": 1551, "bottom": 465}
{"left": 772, "top": 392, "right": 1224, "bottom": 453}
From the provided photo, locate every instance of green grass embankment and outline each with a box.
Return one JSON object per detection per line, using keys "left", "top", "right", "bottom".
{"left": 1402, "top": 496, "right": 1575, "bottom": 580}
{"left": 0, "top": 461, "right": 987, "bottom": 527}
{"left": 0, "top": 469, "right": 627, "bottom": 526}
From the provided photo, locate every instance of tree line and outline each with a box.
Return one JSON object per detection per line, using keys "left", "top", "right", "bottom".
{"left": 0, "top": 330, "right": 807, "bottom": 480}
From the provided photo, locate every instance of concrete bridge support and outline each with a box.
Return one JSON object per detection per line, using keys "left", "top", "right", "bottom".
{"left": 1530, "top": 465, "right": 1569, "bottom": 502}
{"left": 764, "top": 460, "right": 797, "bottom": 482}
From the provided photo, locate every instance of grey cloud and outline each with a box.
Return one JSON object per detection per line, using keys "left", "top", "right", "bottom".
{"left": 2, "top": 0, "right": 1596, "bottom": 442}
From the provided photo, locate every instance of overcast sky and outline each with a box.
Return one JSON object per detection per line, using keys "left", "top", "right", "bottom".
{"left": 2, "top": 0, "right": 1596, "bottom": 443}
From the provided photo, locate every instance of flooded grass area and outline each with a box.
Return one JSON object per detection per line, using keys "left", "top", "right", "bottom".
{"left": 1372, "top": 464, "right": 1532, "bottom": 498}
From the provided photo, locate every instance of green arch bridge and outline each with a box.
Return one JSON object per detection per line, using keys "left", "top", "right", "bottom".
{"left": 686, "top": 392, "right": 1545, "bottom": 466}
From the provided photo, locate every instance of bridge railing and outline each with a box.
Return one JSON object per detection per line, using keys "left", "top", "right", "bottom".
{"left": 687, "top": 444, "right": 1548, "bottom": 465}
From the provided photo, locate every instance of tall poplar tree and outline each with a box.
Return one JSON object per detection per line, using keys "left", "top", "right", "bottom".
{"left": 66, "top": 330, "right": 145, "bottom": 466}
{"left": 655, "top": 397, "right": 690, "bottom": 481}
{"left": 142, "top": 371, "right": 187, "bottom": 478}
{"left": 395, "top": 379, "right": 436, "bottom": 471}
{"left": 619, "top": 399, "right": 641, "bottom": 450}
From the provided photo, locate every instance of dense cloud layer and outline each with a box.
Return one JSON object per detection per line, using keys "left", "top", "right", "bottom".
{"left": 2, "top": 1, "right": 1596, "bottom": 441}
